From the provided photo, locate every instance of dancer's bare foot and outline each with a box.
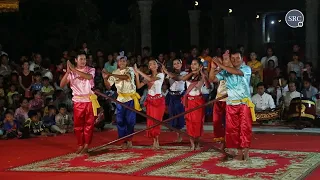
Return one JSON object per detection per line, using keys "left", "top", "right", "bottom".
{"left": 121, "top": 142, "right": 128, "bottom": 149}
{"left": 75, "top": 146, "right": 83, "bottom": 154}
{"left": 80, "top": 144, "right": 89, "bottom": 154}
{"left": 174, "top": 133, "right": 182, "bottom": 143}
{"left": 190, "top": 138, "right": 195, "bottom": 151}
{"left": 243, "top": 148, "right": 249, "bottom": 161}
{"left": 195, "top": 142, "right": 201, "bottom": 150}
{"left": 234, "top": 149, "right": 243, "bottom": 160}
{"left": 127, "top": 141, "right": 133, "bottom": 149}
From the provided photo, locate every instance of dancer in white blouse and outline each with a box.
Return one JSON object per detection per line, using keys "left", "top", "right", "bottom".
{"left": 134, "top": 59, "right": 165, "bottom": 149}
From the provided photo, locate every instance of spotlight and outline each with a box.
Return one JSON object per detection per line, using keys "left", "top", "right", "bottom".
{"left": 278, "top": 19, "right": 281, "bottom": 23}
{"left": 228, "top": 9, "right": 232, "bottom": 14}
{"left": 256, "top": 15, "right": 259, "bottom": 19}
{"left": 195, "top": 1, "right": 198, "bottom": 6}
{"left": 271, "top": 21, "right": 275, "bottom": 24}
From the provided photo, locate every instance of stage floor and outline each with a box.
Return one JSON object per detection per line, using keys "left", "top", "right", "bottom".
{"left": 0, "top": 130, "right": 320, "bottom": 180}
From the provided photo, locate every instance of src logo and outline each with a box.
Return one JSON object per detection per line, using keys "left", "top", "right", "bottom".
{"left": 285, "top": 9, "right": 304, "bottom": 28}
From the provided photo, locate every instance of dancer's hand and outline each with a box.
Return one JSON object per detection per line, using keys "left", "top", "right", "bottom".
{"left": 102, "top": 69, "right": 110, "bottom": 79}
{"left": 162, "top": 65, "right": 168, "bottom": 74}
{"left": 67, "top": 60, "right": 74, "bottom": 72}
{"left": 133, "top": 64, "right": 140, "bottom": 75}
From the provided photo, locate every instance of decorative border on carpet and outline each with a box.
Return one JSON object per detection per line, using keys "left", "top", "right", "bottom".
{"left": 146, "top": 149, "right": 320, "bottom": 180}
{"left": 9, "top": 145, "right": 192, "bottom": 174}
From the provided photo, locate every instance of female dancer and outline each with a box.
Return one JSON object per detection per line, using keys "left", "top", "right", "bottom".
{"left": 163, "top": 59, "right": 187, "bottom": 142}
{"left": 134, "top": 59, "right": 165, "bottom": 149}
{"left": 163, "top": 58, "right": 209, "bottom": 150}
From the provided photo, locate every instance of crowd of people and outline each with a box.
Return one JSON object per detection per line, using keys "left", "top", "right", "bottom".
{"left": 0, "top": 42, "right": 318, "bottom": 159}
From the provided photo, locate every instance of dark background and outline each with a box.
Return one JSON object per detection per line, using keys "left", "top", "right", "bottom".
{"left": 0, "top": 0, "right": 309, "bottom": 62}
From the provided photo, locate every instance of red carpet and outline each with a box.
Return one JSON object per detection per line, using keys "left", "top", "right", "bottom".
{"left": 1, "top": 130, "right": 320, "bottom": 180}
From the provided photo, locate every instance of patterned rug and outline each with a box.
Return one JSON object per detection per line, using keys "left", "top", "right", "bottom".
{"left": 9, "top": 145, "right": 320, "bottom": 180}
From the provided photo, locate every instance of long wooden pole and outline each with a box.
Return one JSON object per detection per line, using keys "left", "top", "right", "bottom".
{"left": 90, "top": 90, "right": 229, "bottom": 156}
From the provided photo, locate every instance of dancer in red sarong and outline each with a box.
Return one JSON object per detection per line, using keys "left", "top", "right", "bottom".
{"left": 134, "top": 59, "right": 165, "bottom": 149}
{"left": 60, "top": 52, "right": 100, "bottom": 154}
{"left": 163, "top": 58, "right": 210, "bottom": 150}
{"left": 209, "top": 50, "right": 255, "bottom": 161}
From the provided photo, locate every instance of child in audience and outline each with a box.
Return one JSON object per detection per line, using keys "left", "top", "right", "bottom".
{"left": 41, "top": 77, "right": 54, "bottom": 99}
{"left": 31, "top": 72, "right": 43, "bottom": 92}
{"left": 42, "top": 105, "right": 65, "bottom": 133}
{"left": 10, "top": 93, "right": 21, "bottom": 109}
{"left": 0, "top": 82, "right": 5, "bottom": 98}
{"left": 29, "top": 90, "right": 44, "bottom": 111}
{"left": 43, "top": 97, "right": 54, "bottom": 116}
{"left": 7, "top": 84, "right": 19, "bottom": 106}
{"left": 55, "top": 103, "right": 73, "bottom": 133}
{"left": 3, "top": 111, "right": 22, "bottom": 139}
{"left": 14, "top": 98, "right": 29, "bottom": 125}
{"left": 22, "top": 110, "right": 46, "bottom": 138}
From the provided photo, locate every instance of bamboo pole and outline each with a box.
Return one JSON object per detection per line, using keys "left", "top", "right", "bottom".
{"left": 90, "top": 90, "right": 230, "bottom": 157}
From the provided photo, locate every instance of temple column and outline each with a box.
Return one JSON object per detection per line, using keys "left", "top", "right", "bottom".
{"left": 138, "top": 0, "right": 152, "bottom": 54}
{"left": 261, "top": 14, "right": 266, "bottom": 44}
{"left": 306, "top": 0, "right": 318, "bottom": 67}
{"left": 188, "top": 10, "right": 200, "bottom": 46}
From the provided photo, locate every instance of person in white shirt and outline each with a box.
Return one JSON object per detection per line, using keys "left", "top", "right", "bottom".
{"left": 252, "top": 82, "right": 275, "bottom": 111}
{"left": 260, "top": 47, "right": 278, "bottom": 68}
{"left": 134, "top": 59, "right": 165, "bottom": 149}
{"left": 162, "top": 59, "right": 187, "bottom": 142}
{"left": 284, "top": 82, "right": 302, "bottom": 109}
{"left": 29, "top": 53, "right": 42, "bottom": 72}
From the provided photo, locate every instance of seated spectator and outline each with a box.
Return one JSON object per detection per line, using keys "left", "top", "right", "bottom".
{"left": 10, "top": 93, "right": 21, "bottom": 110}
{"left": 55, "top": 103, "right": 73, "bottom": 133}
{"left": 14, "top": 98, "right": 29, "bottom": 125}
{"left": 31, "top": 72, "right": 43, "bottom": 92}
{"left": 302, "top": 62, "right": 315, "bottom": 82}
{"left": 22, "top": 110, "right": 46, "bottom": 138}
{"left": 261, "top": 47, "right": 278, "bottom": 68}
{"left": 19, "top": 61, "right": 34, "bottom": 98}
{"left": 7, "top": 84, "right": 18, "bottom": 106}
{"left": 43, "top": 97, "right": 54, "bottom": 116}
{"left": 29, "top": 90, "right": 44, "bottom": 111}
{"left": 288, "top": 71, "right": 301, "bottom": 90}
{"left": 41, "top": 77, "right": 54, "bottom": 99}
{"left": 267, "top": 77, "right": 280, "bottom": 96}
{"left": 3, "top": 111, "right": 22, "bottom": 139}
{"left": 283, "top": 81, "right": 302, "bottom": 109}
{"left": 302, "top": 78, "right": 318, "bottom": 99}
{"left": 42, "top": 105, "right": 65, "bottom": 133}
{"left": 0, "top": 54, "right": 12, "bottom": 77}
{"left": 248, "top": 52, "right": 263, "bottom": 94}
{"left": 287, "top": 53, "right": 304, "bottom": 78}
{"left": 41, "top": 58, "right": 53, "bottom": 81}
{"left": 263, "top": 60, "right": 276, "bottom": 87}
{"left": 53, "top": 90, "right": 73, "bottom": 112}
{"left": 252, "top": 82, "right": 275, "bottom": 111}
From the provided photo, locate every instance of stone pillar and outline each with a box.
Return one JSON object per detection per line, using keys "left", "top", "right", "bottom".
{"left": 306, "top": 0, "right": 318, "bottom": 67}
{"left": 138, "top": 0, "right": 152, "bottom": 54}
{"left": 223, "top": 16, "right": 236, "bottom": 48}
{"left": 188, "top": 10, "right": 201, "bottom": 46}
{"left": 261, "top": 14, "right": 266, "bottom": 44}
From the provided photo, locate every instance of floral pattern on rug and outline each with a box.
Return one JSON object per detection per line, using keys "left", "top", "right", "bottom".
{"left": 10, "top": 145, "right": 190, "bottom": 174}
{"left": 147, "top": 149, "right": 320, "bottom": 180}
{"left": 9, "top": 146, "right": 320, "bottom": 179}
